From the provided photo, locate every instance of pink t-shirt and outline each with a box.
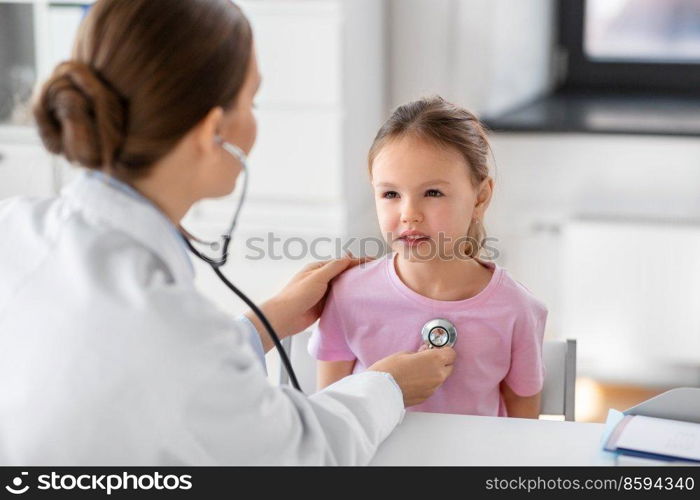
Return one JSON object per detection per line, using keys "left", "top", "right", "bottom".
{"left": 308, "top": 253, "right": 547, "bottom": 417}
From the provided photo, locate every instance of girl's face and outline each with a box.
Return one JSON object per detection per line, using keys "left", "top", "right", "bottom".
{"left": 371, "top": 134, "right": 491, "bottom": 262}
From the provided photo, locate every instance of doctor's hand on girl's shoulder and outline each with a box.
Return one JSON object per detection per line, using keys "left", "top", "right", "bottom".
{"left": 245, "top": 255, "right": 372, "bottom": 340}
{"left": 368, "top": 348, "right": 456, "bottom": 407}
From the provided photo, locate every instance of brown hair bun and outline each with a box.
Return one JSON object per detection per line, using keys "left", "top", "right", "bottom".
{"left": 33, "top": 61, "right": 126, "bottom": 170}
{"left": 31, "top": 0, "right": 252, "bottom": 178}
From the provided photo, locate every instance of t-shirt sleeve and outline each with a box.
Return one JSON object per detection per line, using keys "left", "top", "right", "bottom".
{"left": 307, "top": 285, "right": 356, "bottom": 362}
{"left": 503, "top": 302, "right": 547, "bottom": 397}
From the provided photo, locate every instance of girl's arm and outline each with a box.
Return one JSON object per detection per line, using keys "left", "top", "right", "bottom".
{"left": 500, "top": 380, "right": 541, "bottom": 419}
{"left": 317, "top": 360, "right": 356, "bottom": 391}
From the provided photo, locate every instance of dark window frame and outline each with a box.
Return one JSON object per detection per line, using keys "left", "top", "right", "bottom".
{"left": 559, "top": 0, "right": 700, "bottom": 94}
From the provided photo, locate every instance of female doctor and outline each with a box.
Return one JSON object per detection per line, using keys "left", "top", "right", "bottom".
{"left": 0, "top": 0, "right": 455, "bottom": 465}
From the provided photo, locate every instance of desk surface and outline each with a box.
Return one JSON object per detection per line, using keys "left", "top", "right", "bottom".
{"left": 371, "top": 412, "right": 612, "bottom": 466}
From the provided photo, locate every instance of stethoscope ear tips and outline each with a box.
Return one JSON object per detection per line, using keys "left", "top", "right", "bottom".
{"left": 421, "top": 318, "right": 457, "bottom": 348}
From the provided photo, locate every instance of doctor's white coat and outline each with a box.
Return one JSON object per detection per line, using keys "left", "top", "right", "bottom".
{"left": 0, "top": 171, "right": 404, "bottom": 465}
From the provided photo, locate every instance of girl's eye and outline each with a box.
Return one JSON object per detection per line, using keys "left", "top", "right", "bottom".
{"left": 382, "top": 191, "right": 399, "bottom": 199}
{"left": 425, "top": 189, "right": 443, "bottom": 197}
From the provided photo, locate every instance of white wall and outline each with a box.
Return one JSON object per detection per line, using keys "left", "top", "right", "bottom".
{"left": 341, "top": 0, "right": 388, "bottom": 238}
{"left": 388, "top": 0, "right": 555, "bottom": 115}
{"left": 488, "top": 133, "right": 700, "bottom": 387}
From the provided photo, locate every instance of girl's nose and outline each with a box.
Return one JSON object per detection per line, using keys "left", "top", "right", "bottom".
{"left": 401, "top": 202, "right": 423, "bottom": 224}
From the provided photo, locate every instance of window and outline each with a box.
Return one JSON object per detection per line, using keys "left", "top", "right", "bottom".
{"left": 585, "top": 0, "right": 700, "bottom": 63}
{"left": 559, "top": 0, "right": 700, "bottom": 92}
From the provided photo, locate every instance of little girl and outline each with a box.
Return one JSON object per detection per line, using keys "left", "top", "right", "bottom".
{"left": 308, "top": 96, "right": 547, "bottom": 418}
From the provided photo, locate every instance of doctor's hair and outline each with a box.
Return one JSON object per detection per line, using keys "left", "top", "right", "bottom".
{"left": 33, "top": 0, "right": 252, "bottom": 178}
{"left": 367, "top": 96, "right": 492, "bottom": 259}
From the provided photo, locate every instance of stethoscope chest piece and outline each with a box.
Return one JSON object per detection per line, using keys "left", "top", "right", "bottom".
{"left": 421, "top": 318, "right": 457, "bottom": 348}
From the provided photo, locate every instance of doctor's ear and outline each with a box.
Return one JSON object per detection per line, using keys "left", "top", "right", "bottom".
{"left": 193, "top": 106, "right": 225, "bottom": 155}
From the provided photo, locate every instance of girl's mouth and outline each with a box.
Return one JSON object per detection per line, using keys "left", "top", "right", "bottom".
{"left": 397, "top": 233, "right": 431, "bottom": 246}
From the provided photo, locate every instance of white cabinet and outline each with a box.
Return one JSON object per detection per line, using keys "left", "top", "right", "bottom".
{"left": 488, "top": 132, "right": 700, "bottom": 386}
{"left": 245, "top": 108, "right": 343, "bottom": 203}
{"left": 246, "top": 1, "right": 342, "bottom": 107}
{"left": 0, "top": 0, "right": 92, "bottom": 200}
{"left": 208, "top": 0, "right": 387, "bottom": 240}
{"left": 0, "top": 128, "right": 54, "bottom": 199}
{"left": 186, "top": 0, "right": 387, "bottom": 317}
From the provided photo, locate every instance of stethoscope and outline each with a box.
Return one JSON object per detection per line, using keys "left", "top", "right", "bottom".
{"left": 179, "top": 136, "right": 302, "bottom": 391}
{"left": 179, "top": 136, "right": 458, "bottom": 393}
{"left": 421, "top": 319, "right": 458, "bottom": 349}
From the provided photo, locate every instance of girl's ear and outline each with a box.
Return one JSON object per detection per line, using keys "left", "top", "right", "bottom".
{"left": 474, "top": 177, "right": 494, "bottom": 219}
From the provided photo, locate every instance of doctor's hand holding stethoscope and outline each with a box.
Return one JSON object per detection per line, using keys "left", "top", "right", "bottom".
{"left": 0, "top": 0, "right": 455, "bottom": 465}
{"left": 244, "top": 256, "right": 456, "bottom": 407}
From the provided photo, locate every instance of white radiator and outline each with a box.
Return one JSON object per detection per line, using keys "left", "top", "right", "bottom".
{"left": 561, "top": 219, "right": 700, "bottom": 385}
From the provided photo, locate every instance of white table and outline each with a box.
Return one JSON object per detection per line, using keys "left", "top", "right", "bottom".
{"left": 371, "top": 412, "right": 613, "bottom": 466}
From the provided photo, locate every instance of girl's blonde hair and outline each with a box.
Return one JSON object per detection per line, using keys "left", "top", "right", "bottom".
{"left": 368, "top": 96, "right": 491, "bottom": 259}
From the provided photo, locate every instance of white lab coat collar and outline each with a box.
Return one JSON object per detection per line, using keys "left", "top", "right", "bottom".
{"left": 61, "top": 170, "right": 195, "bottom": 285}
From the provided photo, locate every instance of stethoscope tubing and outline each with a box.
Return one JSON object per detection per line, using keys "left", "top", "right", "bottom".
{"left": 180, "top": 138, "right": 302, "bottom": 392}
